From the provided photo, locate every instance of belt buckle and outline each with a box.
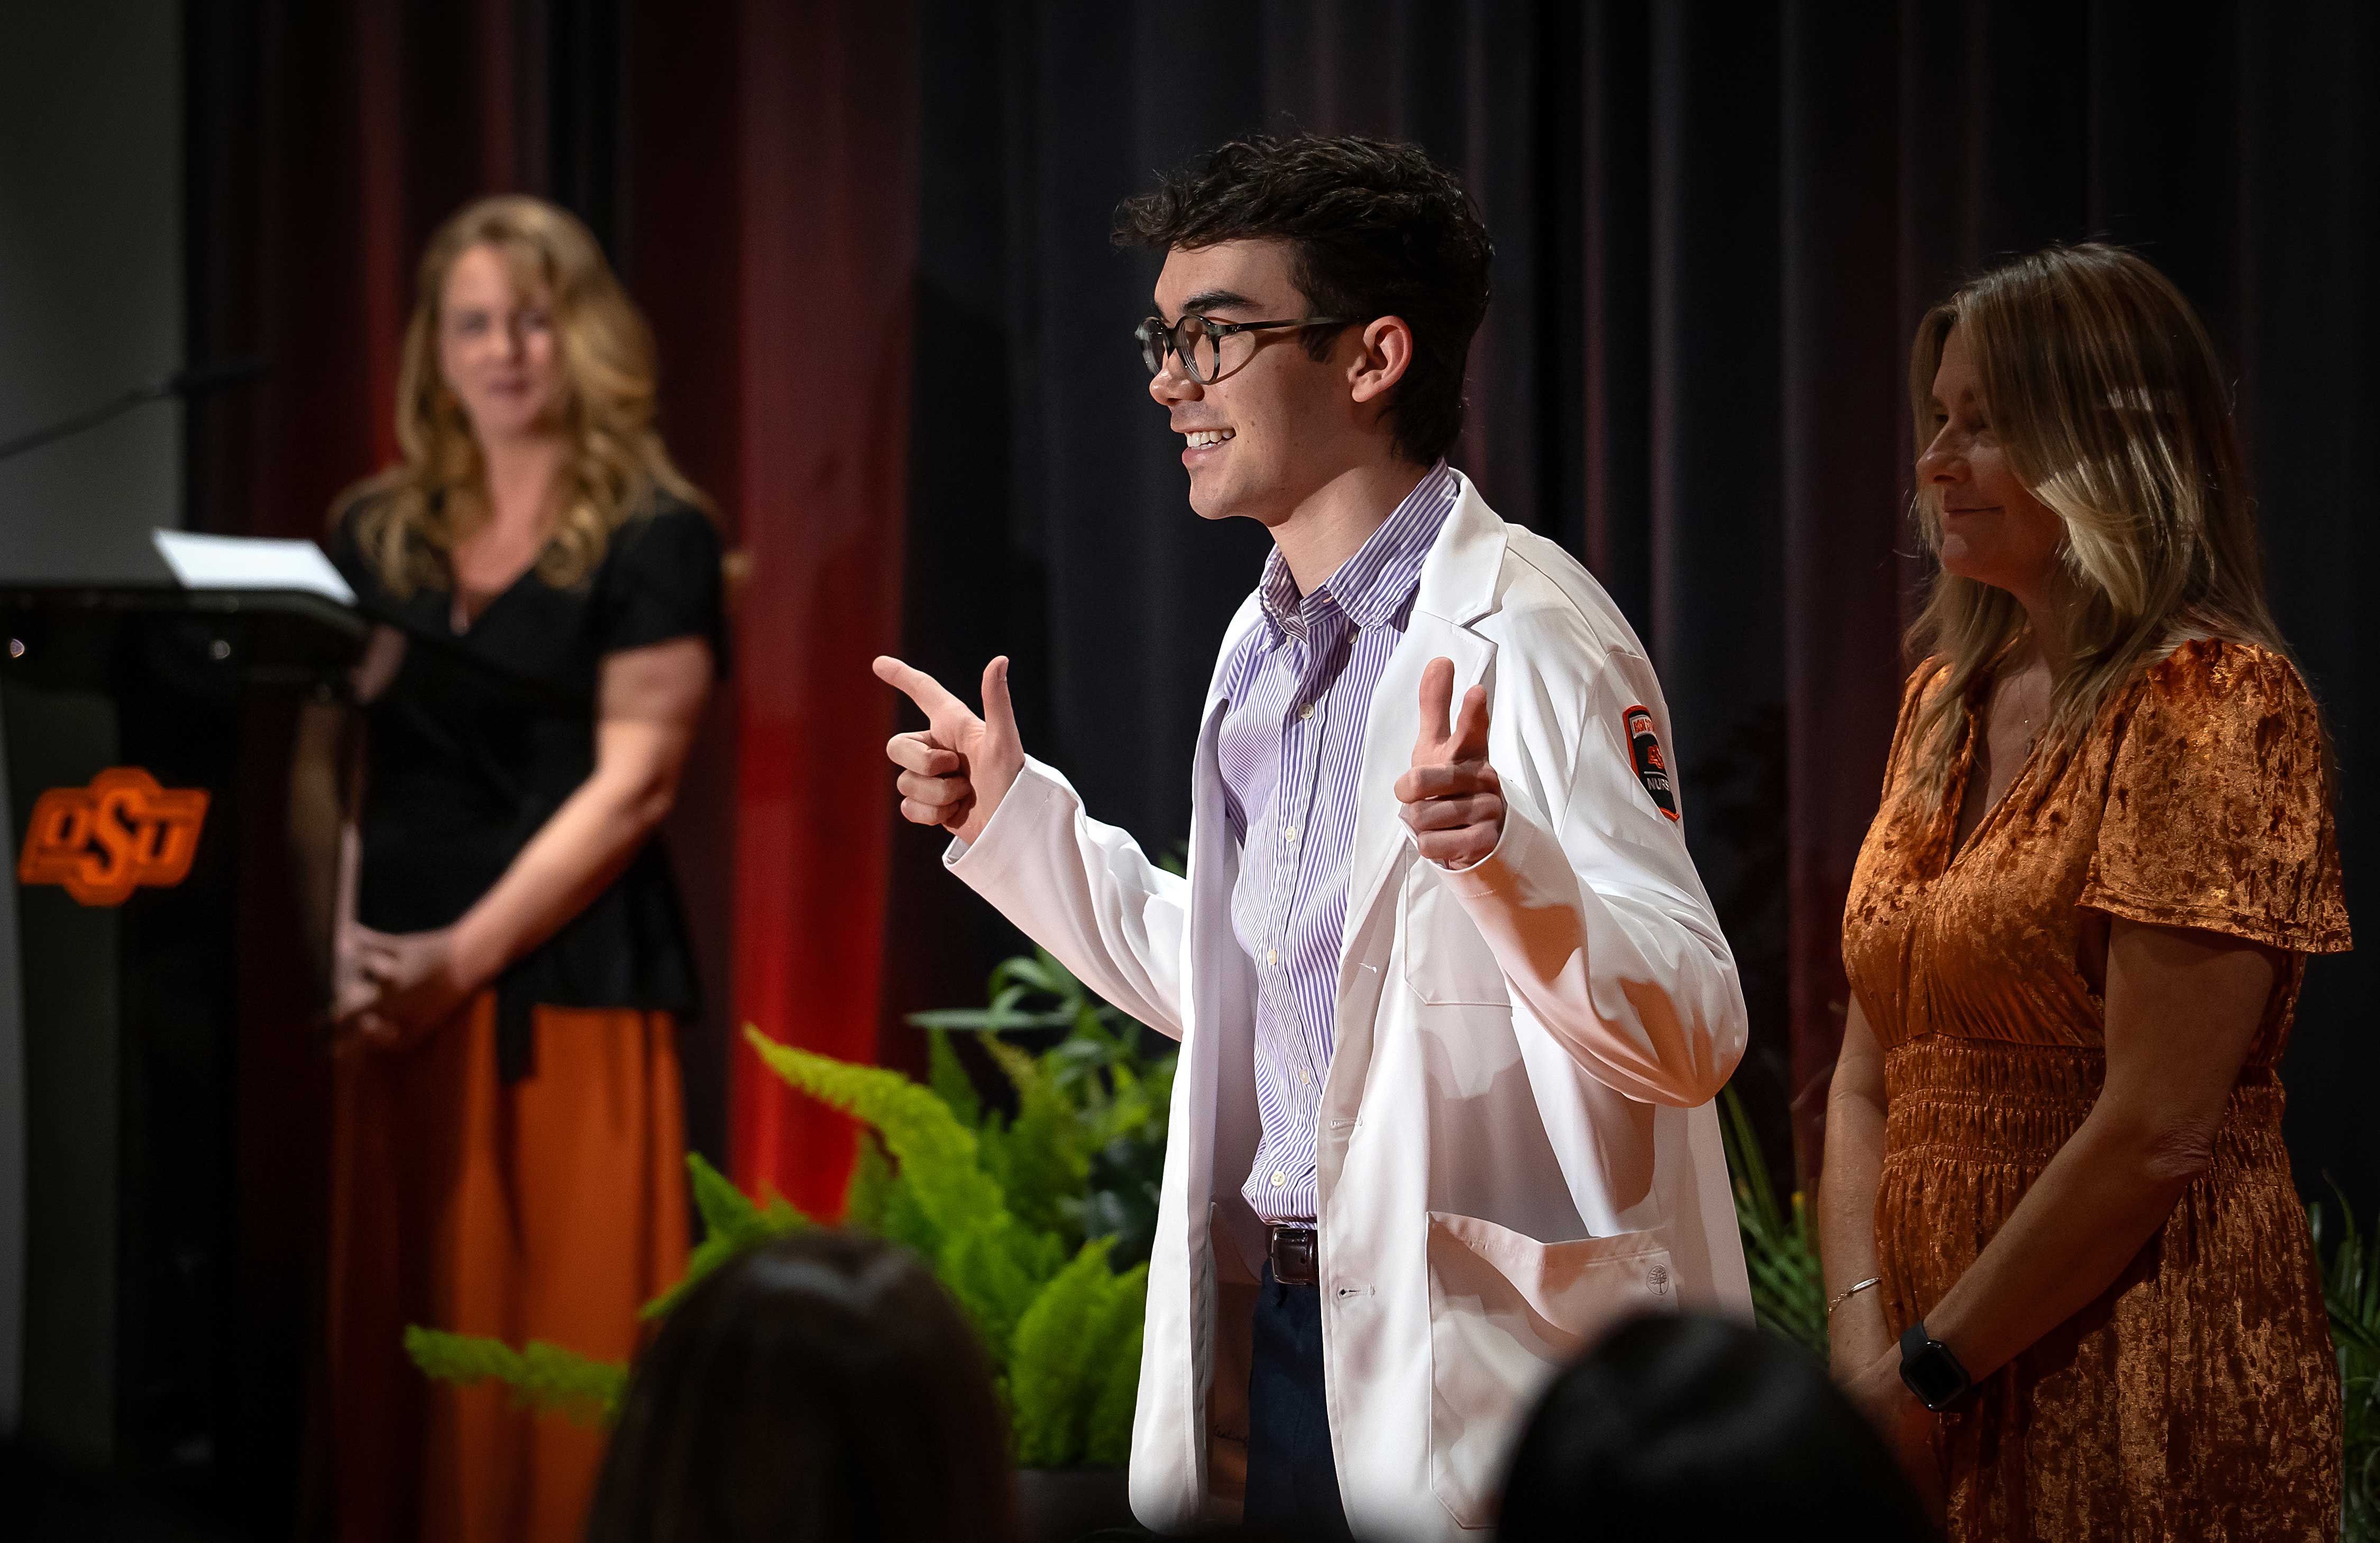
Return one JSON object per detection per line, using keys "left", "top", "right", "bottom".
{"left": 1269, "top": 1225, "right": 1319, "bottom": 1287}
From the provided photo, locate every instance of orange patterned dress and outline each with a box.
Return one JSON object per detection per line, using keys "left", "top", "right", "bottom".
{"left": 1842, "top": 639, "right": 2351, "bottom": 1541}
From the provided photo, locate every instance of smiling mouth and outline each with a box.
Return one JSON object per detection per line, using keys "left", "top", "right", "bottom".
{"left": 1183, "top": 428, "right": 1235, "bottom": 449}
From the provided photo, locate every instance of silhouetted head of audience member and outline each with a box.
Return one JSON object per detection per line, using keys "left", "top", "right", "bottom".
{"left": 585, "top": 1228, "right": 1016, "bottom": 1543}
{"left": 1497, "top": 1313, "right": 1933, "bottom": 1542}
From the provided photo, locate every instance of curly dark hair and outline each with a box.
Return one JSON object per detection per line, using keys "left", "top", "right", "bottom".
{"left": 1114, "top": 133, "right": 1493, "bottom": 467}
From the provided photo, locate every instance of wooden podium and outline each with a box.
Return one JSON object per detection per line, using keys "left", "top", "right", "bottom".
{"left": 1, "top": 571, "right": 363, "bottom": 1536}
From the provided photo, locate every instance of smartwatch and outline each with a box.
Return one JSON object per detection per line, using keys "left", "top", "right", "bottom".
{"left": 1899, "top": 1320, "right": 1975, "bottom": 1412}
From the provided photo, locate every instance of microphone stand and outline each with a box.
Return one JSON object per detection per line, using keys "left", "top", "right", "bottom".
{"left": 0, "top": 356, "right": 267, "bottom": 463}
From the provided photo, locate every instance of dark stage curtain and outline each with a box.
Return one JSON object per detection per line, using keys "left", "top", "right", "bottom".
{"left": 185, "top": 0, "right": 2380, "bottom": 1225}
{"left": 893, "top": 0, "right": 2380, "bottom": 1204}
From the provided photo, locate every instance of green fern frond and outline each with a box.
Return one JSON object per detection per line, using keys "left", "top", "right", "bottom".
{"left": 927, "top": 1027, "right": 984, "bottom": 1126}
{"left": 746, "top": 1025, "right": 1066, "bottom": 1365}
{"left": 1010, "top": 1241, "right": 1120, "bottom": 1466}
{"left": 843, "top": 1129, "right": 896, "bottom": 1230}
{"left": 744, "top": 999, "right": 1162, "bottom": 1467}
{"left": 1077, "top": 1260, "right": 1147, "bottom": 1467}
{"left": 639, "top": 1153, "right": 803, "bottom": 1321}
{"left": 940, "top": 1216, "right": 1059, "bottom": 1363}
{"left": 1085, "top": 1316, "right": 1145, "bottom": 1469}
{"left": 1717, "top": 1084, "right": 1828, "bottom": 1357}
{"left": 746, "top": 1026, "right": 1006, "bottom": 1240}
{"left": 403, "top": 1327, "right": 627, "bottom": 1426}
{"left": 982, "top": 1038, "right": 1093, "bottom": 1239}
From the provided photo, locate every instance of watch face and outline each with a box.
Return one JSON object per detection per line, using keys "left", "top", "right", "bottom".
{"left": 1903, "top": 1349, "right": 1956, "bottom": 1404}
{"left": 1900, "top": 1325, "right": 1972, "bottom": 1410}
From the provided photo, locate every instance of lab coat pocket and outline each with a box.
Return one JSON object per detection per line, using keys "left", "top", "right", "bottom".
{"left": 1422, "top": 1210, "right": 1677, "bottom": 1529}
{"left": 1402, "top": 862, "right": 1510, "bottom": 1006}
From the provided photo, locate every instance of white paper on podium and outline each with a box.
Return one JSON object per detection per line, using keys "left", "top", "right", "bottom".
{"left": 152, "top": 528, "right": 356, "bottom": 607}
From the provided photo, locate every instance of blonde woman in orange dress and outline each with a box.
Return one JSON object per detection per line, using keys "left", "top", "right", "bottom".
{"left": 1818, "top": 243, "right": 2349, "bottom": 1540}
{"left": 291, "top": 196, "right": 718, "bottom": 1543}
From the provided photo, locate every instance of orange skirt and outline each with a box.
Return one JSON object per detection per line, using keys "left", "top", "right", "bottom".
{"left": 326, "top": 994, "right": 690, "bottom": 1543}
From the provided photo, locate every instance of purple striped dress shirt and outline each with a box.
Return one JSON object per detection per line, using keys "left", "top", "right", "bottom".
{"left": 1216, "top": 460, "right": 1460, "bottom": 1226}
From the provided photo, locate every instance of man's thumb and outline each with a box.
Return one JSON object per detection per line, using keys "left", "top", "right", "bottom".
{"left": 981, "top": 656, "right": 1018, "bottom": 740}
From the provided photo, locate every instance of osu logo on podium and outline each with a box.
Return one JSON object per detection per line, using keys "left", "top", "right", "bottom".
{"left": 17, "top": 768, "right": 210, "bottom": 907}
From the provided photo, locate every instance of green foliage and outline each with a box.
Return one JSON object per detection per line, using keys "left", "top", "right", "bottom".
{"left": 640, "top": 1152, "right": 804, "bottom": 1321}
{"left": 906, "top": 946, "right": 1175, "bottom": 1268}
{"left": 407, "top": 947, "right": 1173, "bottom": 1471}
{"left": 757, "top": 974, "right": 1166, "bottom": 1471}
{"left": 2310, "top": 1187, "right": 2380, "bottom": 1540}
{"left": 846, "top": 1130, "right": 944, "bottom": 1262}
{"left": 1717, "top": 1083, "right": 1828, "bottom": 1356}
{"left": 979, "top": 1037, "right": 1091, "bottom": 1238}
{"left": 928, "top": 1026, "right": 983, "bottom": 1126}
{"left": 408, "top": 1151, "right": 800, "bottom": 1422}
{"left": 745, "top": 1031, "right": 1000, "bottom": 1236}
{"left": 1009, "top": 1241, "right": 1122, "bottom": 1465}
{"left": 841, "top": 1127, "right": 896, "bottom": 1230}
{"left": 863, "top": 946, "right": 1177, "bottom": 1465}
{"left": 1085, "top": 1315, "right": 1146, "bottom": 1469}
{"left": 402, "top": 1327, "right": 627, "bottom": 1426}
{"left": 745, "top": 1027, "right": 1064, "bottom": 1356}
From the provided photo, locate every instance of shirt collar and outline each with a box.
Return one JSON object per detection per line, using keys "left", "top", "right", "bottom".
{"left": 1253, "top": 459, "right": 1459, "bottom": 642}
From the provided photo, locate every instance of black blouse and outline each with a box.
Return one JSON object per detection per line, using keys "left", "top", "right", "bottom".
{"left": 326, "top": 494, "right": 724, "bottom": 1081}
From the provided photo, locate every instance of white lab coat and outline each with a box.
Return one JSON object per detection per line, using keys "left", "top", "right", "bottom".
{"left": 947, "top": 473, "right": 1751, "bottom": 1540}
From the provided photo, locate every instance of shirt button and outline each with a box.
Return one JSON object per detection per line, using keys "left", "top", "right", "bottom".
{"left": 1300, "top": 1068, "right": 1313, "bottom": 1086}
{"left": 1283, "top": 825, "right": 1297, "bottom": 842}
{"left": 1266, "top": 949, "right": 1279, "bottom": 966}
{"left": 1271, "top": 1171, "right": 1286, "bottom": 1188}
{"left": 1299, "top": 702, "right": 1315, "bottom": 721}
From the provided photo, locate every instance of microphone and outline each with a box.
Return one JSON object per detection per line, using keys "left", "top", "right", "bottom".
{"left": 164, "top": 355, "right": 269, "bottom": 397}
{"left": 0, "top": 354, "right": 269, "bottom": 464}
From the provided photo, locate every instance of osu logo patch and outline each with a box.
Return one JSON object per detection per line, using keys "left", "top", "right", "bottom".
{"left": 17, "top": 768, "right": 210, "bottom": 907}
{"left": 1623, "top": 705, "right": 1679, "bottom": 823}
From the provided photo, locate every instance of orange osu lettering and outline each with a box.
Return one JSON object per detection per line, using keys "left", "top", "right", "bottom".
{"left": 17, "top": 768, "right": 210, "bottom": 906}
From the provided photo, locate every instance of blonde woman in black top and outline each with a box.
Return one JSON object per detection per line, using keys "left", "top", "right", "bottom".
{"left": 291, "top": 195, "right": 719, "bottom": 1543}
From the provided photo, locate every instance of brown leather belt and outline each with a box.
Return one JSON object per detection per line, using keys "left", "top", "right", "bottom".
{"left": 1268, "top": 1224, "right": 1319, "bottom": 1287}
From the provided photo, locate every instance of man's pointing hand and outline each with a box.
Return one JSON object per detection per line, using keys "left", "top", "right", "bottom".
{"left": 875, "top": 655, "right": 1027, "bottom": 847}
{"left": 1396, "top": 656, "right": 1505, "bottom": 868}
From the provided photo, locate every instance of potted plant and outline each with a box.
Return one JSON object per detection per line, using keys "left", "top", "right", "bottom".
{"left": 408, "top": 947, "right": 1175, "bottom": 1543}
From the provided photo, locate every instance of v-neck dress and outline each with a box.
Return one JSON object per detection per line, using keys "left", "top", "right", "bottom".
{"left": 1842, "top": 639, "right": 2350, "bottom": 1541}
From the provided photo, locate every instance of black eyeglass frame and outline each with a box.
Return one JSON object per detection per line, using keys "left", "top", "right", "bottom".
{"left": 1136, "top": 313, "right": 1355, "bottom": 384}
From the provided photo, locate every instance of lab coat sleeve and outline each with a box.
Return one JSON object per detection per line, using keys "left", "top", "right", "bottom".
{"left": 1437, "top": 605, "right": 1747, "bottom": 1106}
{"left": 944, "top": 756, "right": 1191, "bottom": 1040}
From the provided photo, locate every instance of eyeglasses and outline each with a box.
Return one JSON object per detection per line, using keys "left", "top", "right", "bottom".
{"left": 1136, "top": 313, "right": 1353, "bottom": 384}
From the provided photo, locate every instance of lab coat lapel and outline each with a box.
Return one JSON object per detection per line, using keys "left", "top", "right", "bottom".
{"left": 1329, "top": 479, "right": 1505, "bottom": 1096}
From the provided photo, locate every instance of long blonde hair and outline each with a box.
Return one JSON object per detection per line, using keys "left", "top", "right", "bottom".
{"left": 1902, "top": 243, "right": 2294, "bottom": 804}
{"left": 337, "top": 195, "right": 707, "bottom": 595}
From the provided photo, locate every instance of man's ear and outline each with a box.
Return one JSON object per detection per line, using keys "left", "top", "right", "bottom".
{"left": 1348, "top": 316, "right": 1415, "bottom": 405}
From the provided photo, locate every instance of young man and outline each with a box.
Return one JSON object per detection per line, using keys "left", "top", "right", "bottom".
{"left": 876, "top": 135, "right": 1750, "bottom": 1542}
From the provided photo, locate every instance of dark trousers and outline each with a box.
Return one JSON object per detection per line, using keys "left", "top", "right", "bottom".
{"left": 1244, "top": 1264, "right": 1355, "bottom": 1540}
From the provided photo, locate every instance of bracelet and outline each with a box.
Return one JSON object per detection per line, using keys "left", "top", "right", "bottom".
{"left": 1826, "top": 1276, "right": 1883, "bottom": 1318}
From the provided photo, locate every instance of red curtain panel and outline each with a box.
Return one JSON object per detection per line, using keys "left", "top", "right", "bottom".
{"left": 724, "top": 0, "right": 920, "bottom": 1216}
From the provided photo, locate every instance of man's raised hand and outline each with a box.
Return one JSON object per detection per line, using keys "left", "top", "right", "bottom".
{"left": 874, "top": 655, "right": 1027, "bottom": 848}
{"left": 1396, "top": 656, "right": 1506, "bottom": 868}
